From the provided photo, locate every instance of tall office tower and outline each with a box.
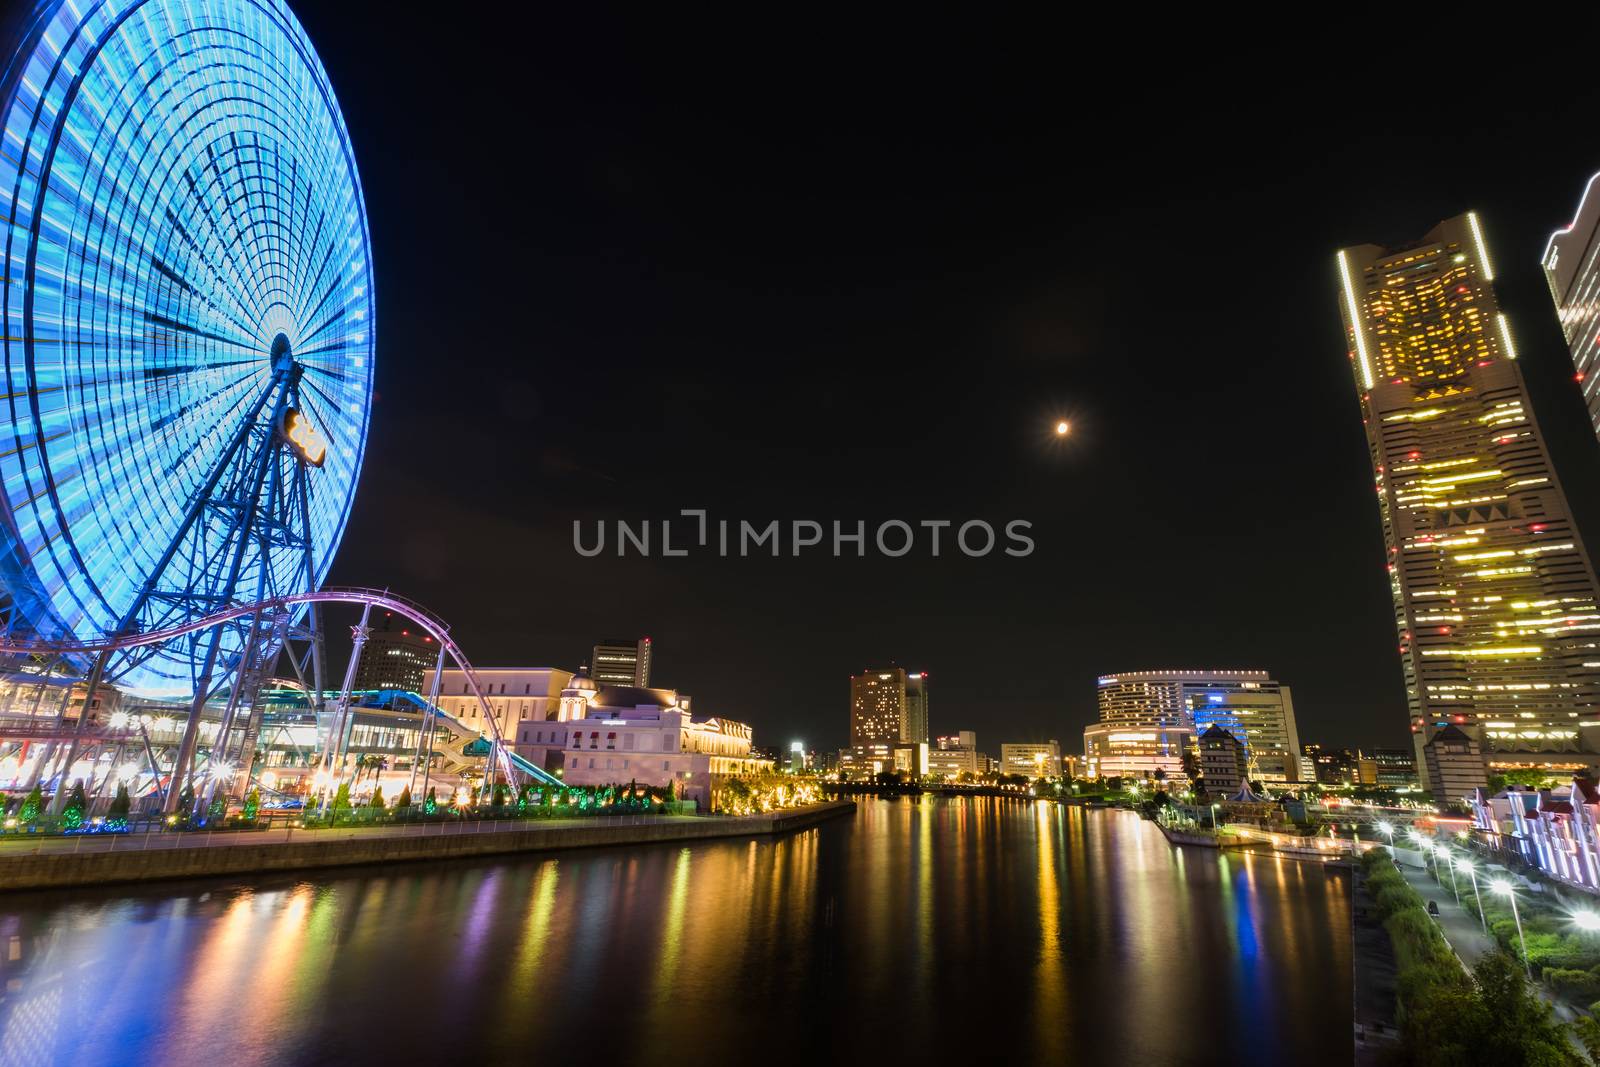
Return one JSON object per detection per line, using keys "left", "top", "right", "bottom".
{"left": 1086, "top": 669, "right": 1299, "bottom": 780}
{"left": 591, "top": 637, "right": 652, "bottom": 687}
{"left": 904, "top": 672, "right": 930, "bottom": 744}
{"left": 1543, "top": 174, "right": 1600, "bottom": 438}
{"left": 351, "top": 613, "right": 438, "bottom": 693}
{"left": 850, "top": 668, "right": 907, "bottom": 746}
{"left": 1338, "top": 213, "right": 1600, "bottom": 781}
{"left": 838, "top": 668, "right": 915, "bottom": 777}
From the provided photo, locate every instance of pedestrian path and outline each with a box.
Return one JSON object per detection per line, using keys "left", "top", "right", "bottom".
{"left": 1401, "top": 863, "right": 1587, "bottom": 1037}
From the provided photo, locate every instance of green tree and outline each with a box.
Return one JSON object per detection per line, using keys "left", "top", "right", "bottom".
{"left": 332, "top": 782, "right": 351, "bottom": 813}
{"left": 1574, "top": 1007, "right": 1600, "bottom": 1063}
{"left": 424, "top": 786, "right": 437, "bottom": 815}
{"left": 396, "top": 787, "right": 412, "bottom": 810}
{"left": 1470, "top": 950, "right": 1583, "bottom": 1064}
{"left": 62, "top": 781, "right": 86, "bottom": 831}
{"left": 242, "top": 788, "right": 260, "bottom": 821}
{"left": 368, "top": 786, "right": 385, "bottom": 811}
{"left": 107, "top": 783, "right": 131, "bottom": 827}
{"left": 19, "top": 784, "right": 42, "bottom": 822}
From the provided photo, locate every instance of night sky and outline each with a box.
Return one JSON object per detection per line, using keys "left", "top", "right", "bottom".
{"left": 282, "top": 10, "right": 1600, "bottom": 754}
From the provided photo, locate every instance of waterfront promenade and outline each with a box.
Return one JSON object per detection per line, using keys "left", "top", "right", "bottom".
{"left": 0, "top": 800, "right": 856, "bottom": 891}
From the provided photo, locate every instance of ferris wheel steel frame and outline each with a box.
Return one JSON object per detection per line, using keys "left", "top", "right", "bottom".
{"left": 0, "top": 1, "right": 375, "bottom": 813}
{"left": 0, "top": 587, "right": 533, "bottom": 796}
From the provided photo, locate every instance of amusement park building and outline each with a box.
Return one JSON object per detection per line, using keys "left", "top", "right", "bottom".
{"left": 434, "top": 668, "right": 574, "bottom": 747}
{"left": 511, "top": 670, "right": 771, "bottom": 805}
{"left": 1471, "top": 779, "right": 1600, "bottom": 891}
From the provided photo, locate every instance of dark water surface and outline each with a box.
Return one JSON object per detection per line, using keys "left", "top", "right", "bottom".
{"left": 0, "top": 798, "right": 1351, "bottom": 1066}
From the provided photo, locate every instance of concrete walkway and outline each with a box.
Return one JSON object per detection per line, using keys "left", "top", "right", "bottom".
{"left": 0, "top": 813, "right": 683, "bottom": 856}
{"left": 0, "top": 801, "right": 858, "bottom": 890}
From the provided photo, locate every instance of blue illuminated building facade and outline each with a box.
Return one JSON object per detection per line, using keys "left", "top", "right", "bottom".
{"left": 1093, "top": 669, "right": 1302, "bottom": 783}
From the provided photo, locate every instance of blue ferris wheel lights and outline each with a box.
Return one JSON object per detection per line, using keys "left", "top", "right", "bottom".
{"left": 0, "top": 0, "right": 375, "bottom": 693}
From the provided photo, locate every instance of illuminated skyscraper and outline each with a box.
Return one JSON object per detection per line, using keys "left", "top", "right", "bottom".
{"left": 904, "top": 672, "right": 930, "bottom": 745}
{"left": 850, "top": 668, "right": 906, "bottom": 747}
{"left": 1543, "top": 172, "right": 1600, "bottom": 439}
{"left": 1337, "top": 213, "right": 1600, "bottom": 780}
{"left": 841, "top": 668, "right": 908, "bottom": 777}
{"left": 352, "top": 614, "right": 438, "bottom": 693}
{"left": 592, "top": 637, "right": 652, "bottom": 687}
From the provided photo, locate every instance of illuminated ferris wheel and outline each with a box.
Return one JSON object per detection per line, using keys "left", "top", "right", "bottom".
{"left": 0, "top": 0, "right": 374, "bottom": 706}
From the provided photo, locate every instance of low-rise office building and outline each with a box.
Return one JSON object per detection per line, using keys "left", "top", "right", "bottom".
{"left": 1425, "top": 725, "right": 1484, "bottom": 807}
{"left": 1001, "top": 741, "right": 1061, "bottom": 778}
{"left": 1199, "top": 724, "right": 1248, "bottom": 795}
{"left": 1083, "top": 723, "right": 1193, "bottom": 780}
{"left": 927, "top": 732, "right": 990, "bottom": 778}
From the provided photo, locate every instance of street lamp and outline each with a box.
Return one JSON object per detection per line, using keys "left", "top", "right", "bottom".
{"left": 1210, "top": 802, "right": 1221, "bottom": 832}
{"left": 1457, "top": 858, "right": 1487, "bottom": 933}
{"left": 1491, "top": 879, "right": 1532, "bottom": 982}
{"left": 1574, "top": 911, "right": 1600, "bottom": 934}
{"left": 1376, "top": 820, "right": 1394, "bottom": 847}
{"left": 1442, "top": 850, "right": 1461, "bottom": 904}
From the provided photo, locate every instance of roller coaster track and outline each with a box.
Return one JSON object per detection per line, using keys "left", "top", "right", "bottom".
{"left": 0, "top": 588, "right": 527, "bottom": 787}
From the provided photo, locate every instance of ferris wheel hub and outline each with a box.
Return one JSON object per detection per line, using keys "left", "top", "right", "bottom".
{"left": 270, "top": 333, "right": 295, "bottom": 375}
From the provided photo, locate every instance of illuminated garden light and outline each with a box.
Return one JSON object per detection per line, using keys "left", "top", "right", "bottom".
{"left": 1055, "top": 420, "right": 1071, "bottom": 436}
{"left": 1491, "top": 879, "right": 1532, "bottom": 980}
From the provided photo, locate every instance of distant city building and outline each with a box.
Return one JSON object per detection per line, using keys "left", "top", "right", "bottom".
{"left": 1373, "top": 748, "right": 1419, "bottom": 789}
{"left": 1091, "top": 670, "right": 1299, "bottom": 781}
{"left": 1001, "top": 741, "right": 1061, "bottom": 778}
{"left": 1424, "top": 724, "right": 1484, "bottom": 807}
{"left": 1303, "top": 743, "right": 1359, "bottom": 786}
{"left": 591, "top": 638, "right": 652, "bottom": 687}
{"left": 844, "top": 668, "right": 908, "bottom": 778}
{"left": 1198, "top": 724, "right": 1248, "bottom": 795}
{"left": 1339, "top": 213, "right": 1600, "bottom": 788}
{"left": 788, "top": 742, "right": 808, "bottom": 774}
{"left": 352, "top": 613, "right": 438, "bottom": 693}
{"left": 904, "top": 672, "right": 930, "bottom": 745}
{"left": 892, "top": 742, "right": 929, "bottom": 777}
{"left": 927, "top": 731, "right": 988, "bottom": 778}
{"left": 435, "top": 668, "right": 574, "bottom": 747}
{"left": 1083, "top": 723, "right": 1193, "bottom": 781}
{"left": 512, "top": 672, "right": 769, "bottom": 806}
